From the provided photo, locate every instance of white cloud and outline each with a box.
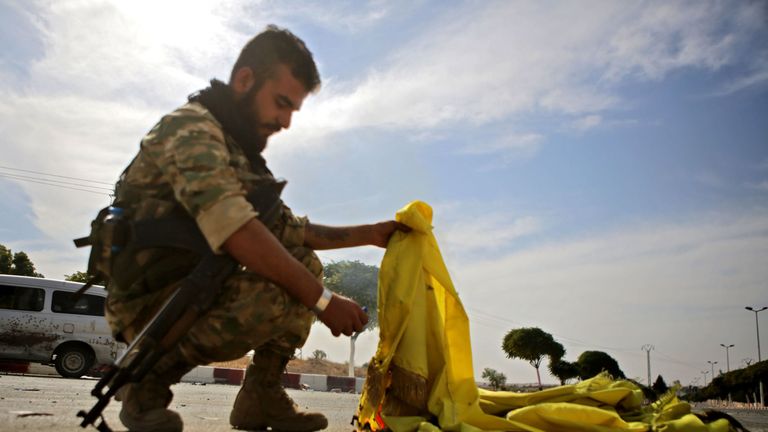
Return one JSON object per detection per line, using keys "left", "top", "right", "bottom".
{"left": 439, "top": 213, "right": 541, "bottom": 256}
{"left": 2, "top": 1, "right": 766, "bottom": 384}
{"left": 0, "top": 92, "right": 160, "bottom": 241}
{"left": 4, "top": 0, "right": 763, "bottom": 219}
{"left": 747, "top": 180, "right": 768, "bottom": 192}
{"left": 305, "top": 208, "right": 768, "bottom": 385}
{"left": 570, "top": 115, "right": 603, "bottom": 132}
{"left": 0, "top": 0, "right": 258, "bottom": 254}
{"left": 284, "top": 0, "right": 763, "bottom": 159}
{"left": 21, "top": 0, "right": 247, "bottom": 104}
{"left": 599, "top": 1, "right": 768, "bottom": 82}
{"left": 714, "top": 60, "right": 768, "bottom": 96}
{"left": 719, "top": 68, "right": 768, "bottom": 95}
{"left": 565, "top": 115, "right": 640, "bottom": 133}
{"left": 459, "top": 133, "right": 544, "bottom": 159}
{"left": 448, "top": 209, "right": 768, "bottom": 384}
{"left": 251, "top": 0, "right": 413, "bottom": 34}
{"left": 694, "top": 172, "right": 726, "bottom": 189}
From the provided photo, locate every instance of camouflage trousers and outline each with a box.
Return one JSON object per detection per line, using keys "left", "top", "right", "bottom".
{"left": 105, "top": 244, "right": 319, "bottom": 365}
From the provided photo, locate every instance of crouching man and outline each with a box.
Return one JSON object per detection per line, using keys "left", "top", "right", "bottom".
{"left": 104, "top": 25, "right": 403, "bottom": 432}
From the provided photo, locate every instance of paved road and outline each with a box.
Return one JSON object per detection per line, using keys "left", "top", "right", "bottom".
{"left": 2, "top": 374, "right": 767, "bottom": 431}
{"left": 1, "top": 374, "right": 360, "bottom": 432}
{"left": 715, "top": 409, "right": 768, "bottom": 432}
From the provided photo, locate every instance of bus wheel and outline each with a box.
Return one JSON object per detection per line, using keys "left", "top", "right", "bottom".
{"left": 54, "top": 344, "right": 94, "bottom": 378}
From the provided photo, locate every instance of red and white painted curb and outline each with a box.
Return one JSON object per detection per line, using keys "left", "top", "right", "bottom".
{"left": 0, "top": 361, "right": 364, "bottom": 393}
{"left": 181, "top": 367, "right": 365, "bottom": 393}
{"left": 0, "top": 361, "right": 58, "bottom": 375}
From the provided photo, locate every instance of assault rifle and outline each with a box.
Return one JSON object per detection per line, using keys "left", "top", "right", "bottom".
{"left": 77, "top": 252, "right": 236, "bottom": 431}
{"left": 76, "top": 182, "right": 285, "bottom": 431}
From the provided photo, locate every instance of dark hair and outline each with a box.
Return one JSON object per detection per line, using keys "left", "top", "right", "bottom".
{"left": 229, "top": 25, "right": 321, "bottom": 93}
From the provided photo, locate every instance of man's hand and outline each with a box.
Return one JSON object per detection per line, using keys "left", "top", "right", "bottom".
{"left": 317, "top": 294, "right": 369, "bottom": 337}
{"left": 369, "top": 221, "right": 411, "bottom": 248}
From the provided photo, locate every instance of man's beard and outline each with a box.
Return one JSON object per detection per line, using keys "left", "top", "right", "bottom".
{"left": 236, "top": 85, "right": 273, "bottom": 152}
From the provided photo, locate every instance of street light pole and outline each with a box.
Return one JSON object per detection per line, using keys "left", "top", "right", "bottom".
{"left": 707, "top": 360, "right": 718, "bottom": 380}
{"left": 745, "top": 306, "right": 767, "bottom": 361}
{"left": 745, "top": 306, "right": 767, "bottom": 407}
{"left": 720, "top": 344, "right": 734, "bottom": 372}
{"left": 701, "top": 370, "right": 709, "bottom": 387}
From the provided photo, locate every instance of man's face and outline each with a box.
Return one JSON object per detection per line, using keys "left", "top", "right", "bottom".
{"left": 240, "top": 63, "right": 309, "bottom": 144}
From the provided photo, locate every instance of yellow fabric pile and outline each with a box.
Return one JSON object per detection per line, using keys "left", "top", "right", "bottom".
{"left": 355, "top": 201, "right": 734, "bottom": 432}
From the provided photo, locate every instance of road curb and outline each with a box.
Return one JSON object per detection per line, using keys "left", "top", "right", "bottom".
{"left": 0, "top": 361, "right": 57, "bottom": 375}
{"left": 181, "top": 366, "right": 365, "bottom": 393}
{"left": 1, "top": 361, "right": 364, "bottom": 393}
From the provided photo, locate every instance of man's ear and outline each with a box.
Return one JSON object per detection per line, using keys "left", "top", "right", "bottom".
{"left": 231, "top": 67, "right": 255, "bottom": 97}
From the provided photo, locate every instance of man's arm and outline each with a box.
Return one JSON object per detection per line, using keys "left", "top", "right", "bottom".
{"left": 223, "top": 218, "right": 368, "bottom": 337}
{"left": 304, "top": 221, "right": 407, "bottom": 250}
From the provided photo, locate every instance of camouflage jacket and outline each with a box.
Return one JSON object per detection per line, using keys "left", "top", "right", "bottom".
{"left": 110, "top": 101, "right": 307, "bottom": 300}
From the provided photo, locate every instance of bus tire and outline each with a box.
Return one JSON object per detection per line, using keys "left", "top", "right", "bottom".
{"left": 54, "top": 344, "right": 94, "bottom": 378}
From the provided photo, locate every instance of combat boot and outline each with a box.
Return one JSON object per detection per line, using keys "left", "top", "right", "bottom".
{"left": 117, "top": 379, "right": 183, "bottom": 432}
{"left": 230, "top": 349, "right": 328, "bottom": 431}
{"left": 117, "top": 349, "right": 194, "bottom": 432}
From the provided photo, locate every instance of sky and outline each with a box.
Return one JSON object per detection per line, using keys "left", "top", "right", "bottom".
{"left": 0, "top": 0, "right": 767, "bottom": 388}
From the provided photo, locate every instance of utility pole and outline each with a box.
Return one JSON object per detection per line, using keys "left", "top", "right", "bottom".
{"left": 641, "top": 344, "right": 654, "bottom": 386}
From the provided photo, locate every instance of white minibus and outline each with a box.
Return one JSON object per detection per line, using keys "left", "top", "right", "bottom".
{"left": 0, "top": 274, "right": 124, "bottom": 378}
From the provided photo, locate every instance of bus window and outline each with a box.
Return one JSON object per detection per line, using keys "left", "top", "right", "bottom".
{"left": 0, "top": 285, "right": 45, "bottom": 312}
{"left": 51, "top": 290, "right": 105, "bottom": 317}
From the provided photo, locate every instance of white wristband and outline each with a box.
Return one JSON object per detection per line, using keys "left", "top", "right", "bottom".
{"left": 312, "top": 287, "right": 333, "bottom": 315}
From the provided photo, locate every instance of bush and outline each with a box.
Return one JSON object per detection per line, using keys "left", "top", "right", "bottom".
{"left": 689, "top": 360, "right": 768, "bottom": 402}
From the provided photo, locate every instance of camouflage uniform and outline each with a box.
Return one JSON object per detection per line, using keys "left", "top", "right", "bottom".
{"left": 105, "top": 101, "right": 317, "bottom": 364}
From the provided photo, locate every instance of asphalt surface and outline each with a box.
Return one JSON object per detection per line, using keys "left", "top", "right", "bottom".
{"left": 1, "top": 374, "right": 360, "bottom": 432}
{"left": 2, "top": 374, "right": 767, "bottom": 431}
{"left": 715, "top": 409, "right": 768, "bottom": 432}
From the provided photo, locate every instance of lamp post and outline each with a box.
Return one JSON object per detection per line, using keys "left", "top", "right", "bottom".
{"left": 745, "top": 306, "right": 767, "bottom": 407}
{"left": 707, "top": 360, "right": 718, "bottom": 380}
{"left": 745, "top": 306, "right": 767, "bottom": 361}
{"left": 701, "top": 370, "right": 709, "bottom": 387}
{"left": 720, "top": 344, "right": 734, "bottom": 372}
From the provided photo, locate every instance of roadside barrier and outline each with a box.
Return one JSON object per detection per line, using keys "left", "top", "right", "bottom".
{"left": 1, "top": 362, "right": 365, "bottom": 393}
{"left": 181, "top": 367, "right": 364, "bottom": 393}
{"left": 705, "top": 399, "right": 767, "bottom": 411}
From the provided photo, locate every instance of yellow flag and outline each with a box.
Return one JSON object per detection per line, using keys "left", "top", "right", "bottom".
{"left": 356, "top": 201, "right": 734, "bottom": 432}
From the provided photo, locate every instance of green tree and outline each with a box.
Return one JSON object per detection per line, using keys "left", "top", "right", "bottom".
{"left": 0, "top": 244, "right": 11, "bottom": 274}
{"left": 481, "top": 368, "right": 507, "bottom": 390}
{"left": 549, "top": 358, "right": 580, "bottom": 385}
{"left": 652, "top": 374, "right": 669, "bottom": 395}
{"left": 502, "top": 327, "right": 564, "bottom": 390}
{"left": 0, "top": 244, "right": 44, "bottom": 277}
{"left": 323, "top": 260, "right": 379, "bottom": 376}
{"left": 576, "top": 351, "right": 625, "bottom": 379}
{"left": 65, "top": 271, "right": 90, "bottom": 283}
{"left": 312, "top": 349, "right": 327, "bottom": 361}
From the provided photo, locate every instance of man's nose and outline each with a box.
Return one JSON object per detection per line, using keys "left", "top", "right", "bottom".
{"left": 278, "top": 111, "right": 292, "bottom": 130}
